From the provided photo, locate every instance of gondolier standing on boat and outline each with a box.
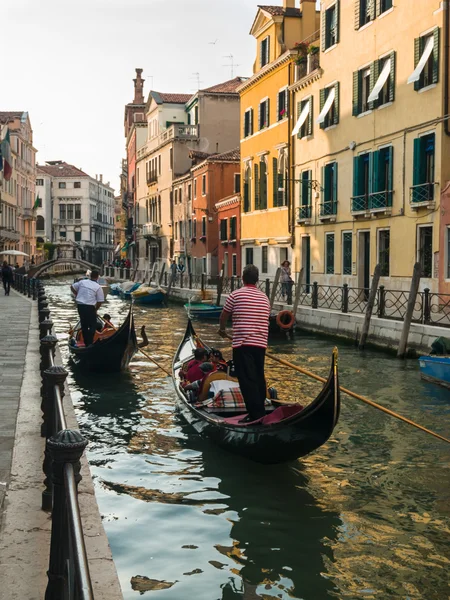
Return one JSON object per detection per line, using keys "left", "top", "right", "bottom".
{"left": 218, "top": 265, "right": 271, "bottom": 422}
{"left": 70, "top": 270, "right": 104, "bottom": 347}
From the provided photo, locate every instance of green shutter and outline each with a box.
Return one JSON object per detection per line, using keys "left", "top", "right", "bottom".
{"left": 296, "top": 101, "right": 302, "bottom": 139}
{"left": 369, "top": 152, "right": 375, "bottom": 197}
{"left": 272, "top": 157, "right": 278, "bottom": 207}
{"left": 414, "top": 37, "right": 421, "bottom": 92}
{"left": 352, "top": 71, "right": 360, "bottom": 116}
{"left": 413, "top": 137, "right": 422, "bottom": 188}
{"left": 260, "top": 161, "right": 267, "bottom": 209}
{"left": 353, "top": 156, "right": 360, "bottom": 197}
{"left": 332, "top": 163, "right": 338, "bottom": 205}
{"left": 319, "top": 88, "right": 325, "bottom": 130}
{"left": 334, "top": 82, "right": 339, "bottom": 125}
{"left": 307, "top": 171, "right": 312, "bottom": 206}
{"left": 336, "top": 0, "right": 340, "bottom": 44}
{"left": 389, "top": 51, "right": 396, "bottom": 102}
{"left": 355, "top": 0, "right": 360, "bottom": 29}
{"left": 387, "top": 146, "right": 394, "bottom": 194}
{"left": 324, "top": 165, "right": 331, "bottom": 203}
{"left": 267, "top": 98, "right": 270, "bottom": 127}
{"left": 371, "top": 150, "right": 379, "bottom": 194}
{"left": 307, "top": 97, "right": 313, "bottom": 136}
{"left": 433, "top": 27, "right": 440, "bottom": 84}
{"left": 321, "top": 9, "right": 326, "bottom": 51}
{"left": 254, "top": 163, "right": 259, "bottom": 209}
{"left": 321, "top": 166, "right": 325, "bottom": 205}
{"left": 368, "top": 61, "right": 378, "bottom": 110}
{"left": 243, "top": 181, "right": 249, "bottom": 212}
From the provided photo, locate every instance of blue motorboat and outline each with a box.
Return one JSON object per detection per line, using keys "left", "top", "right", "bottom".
{"left": 131, "top": 286, "right": 166, "bottom": 305}
{"left": 419, "top": 356, "right": 450, "bottom": 389}
{"left": 119, "top": 282, "right": 142, "bottom": 299}
{"left": 184, "top": 302, "right": 223, "bottom": 320}
{"left": 110, "top": 283, "right": 121, "bottom": 296}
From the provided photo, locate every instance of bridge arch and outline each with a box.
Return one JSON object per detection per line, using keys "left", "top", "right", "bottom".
{"left": 29, "top": 258, "right": 101, "bottom": 279}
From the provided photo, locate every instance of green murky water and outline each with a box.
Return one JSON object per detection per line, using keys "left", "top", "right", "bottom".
{"left": 45, "top": 280, "right": 450, "bottom": 600}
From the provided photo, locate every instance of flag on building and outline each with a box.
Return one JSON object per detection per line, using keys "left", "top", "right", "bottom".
{"left": 0, "top": 127, "right": 12, "bottom": 181}
{"left": 33, "top": 194, "right": 41, "bottom": 210}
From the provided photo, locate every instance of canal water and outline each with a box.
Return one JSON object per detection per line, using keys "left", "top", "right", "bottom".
{"left": 45, "top": 280, "right": 450, "bottom": 600}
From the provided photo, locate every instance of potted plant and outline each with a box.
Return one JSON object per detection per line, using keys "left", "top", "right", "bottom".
{"left": 294, "top": 41, "right": 308, "bottom": 55}
{"left": 294, "top": 55, "right": 307, "bottom": 66}
{"left": 307, "top": 45, "right": 319, "bottom": 55}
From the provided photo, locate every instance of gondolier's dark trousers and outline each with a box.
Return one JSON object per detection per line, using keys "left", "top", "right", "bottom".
{"left": 77, "top": 303, "right": 97, "bottom": 347}
{"left": 233, "top": 345, "right": 266, "bottom": 421}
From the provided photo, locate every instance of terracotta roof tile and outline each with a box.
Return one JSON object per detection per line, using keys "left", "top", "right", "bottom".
{"left": 258, "top": 5, "right": 302, "bottom": 17}
{"left": 37, "top": 161, "right": 89, "bottom": 178}
{"left": 210, "top": 148, "right": 240, "bottom": 162}
{"left": 201, "top": 77, "right": 248, "bottom": 94}
{"left": 152, "top": 92, "right": 192, "bottom": 104}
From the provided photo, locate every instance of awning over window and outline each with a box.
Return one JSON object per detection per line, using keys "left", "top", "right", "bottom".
{"left": 316, "top": 87, "right": 336, "bottom": 124}
{"left": 292, "top": 102, "right": 310, "bottom": 136}
{"left": 407, "top": 37, "right": 434, "bottom": 84}
{"left": 368, "top": 59, "right": 391, "bottom": 103}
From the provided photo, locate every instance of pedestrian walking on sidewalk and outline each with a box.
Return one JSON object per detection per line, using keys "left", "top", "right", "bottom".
{"left": 218, "top": 264, "right": 271, "bottom": 423}
{"left": 1, "top": 261, "right": 13, "bottom": 296}
{"left": 70, "top": 270, "right": 105, "bottom": 347}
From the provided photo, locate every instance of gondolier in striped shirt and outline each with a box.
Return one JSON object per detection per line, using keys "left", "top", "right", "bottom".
{"left": 218, "top": 264, "right": 271, "bottom": 423}
{"left": 70, "top": 270, "right": 105, "bottom": 347}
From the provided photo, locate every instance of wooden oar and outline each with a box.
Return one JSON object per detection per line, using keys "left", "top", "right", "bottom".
{"left": 220, "top": 332, "right": 450, "bottom": 445}
{"left": 266, "top": 352, "right": 450, "bottom": 445}
{"left": 139, "top": 348, "right": 172, "bottom": 376}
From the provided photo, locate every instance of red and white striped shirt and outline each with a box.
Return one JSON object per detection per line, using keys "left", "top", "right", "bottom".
{"left": 224, "top": 285, "right": 271, "bottom": 349}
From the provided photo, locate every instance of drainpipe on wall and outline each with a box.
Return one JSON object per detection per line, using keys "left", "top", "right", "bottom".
{"left": 445, "top": 0, "right": 450, "bottom": 136}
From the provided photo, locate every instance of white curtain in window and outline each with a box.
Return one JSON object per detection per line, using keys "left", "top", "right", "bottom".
{"left": 368, "top": 58, "right": 391, "bottom": 103}
{"left": 292, "top": 102, "right": 310, "bottom": 136}
{"left": 316, "top": 87, "right": 335, "bottom": 124}
{"left": 407, "top": 37, "right": 434, "bottom": 84}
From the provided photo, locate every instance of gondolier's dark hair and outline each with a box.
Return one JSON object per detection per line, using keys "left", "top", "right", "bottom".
{"left": 91, "top": 270, "right": 100, "bottom": 279}
{"left": 242, "top": 265, "right": 259, "bottom": 285}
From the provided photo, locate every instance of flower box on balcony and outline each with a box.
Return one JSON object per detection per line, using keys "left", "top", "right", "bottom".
{"left": 221, "top": 240, "right": 228, "bottom": 246}
{"left": 190, "top": 236, "right": 196, "bottom": 242}
{"left": 199, "top": 235, "right": 206, "bottom": 242}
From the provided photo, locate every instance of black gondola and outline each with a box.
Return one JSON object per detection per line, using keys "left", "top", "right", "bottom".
{"left": 172, "top": 320, "right": 340, "bottom": 464}
{"left": 68, "top": 307, "right": 138, "bottom": 373}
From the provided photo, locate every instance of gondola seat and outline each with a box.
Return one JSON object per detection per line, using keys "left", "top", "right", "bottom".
{"left": 223, "top": 404, "right": 304, "bottom": 426}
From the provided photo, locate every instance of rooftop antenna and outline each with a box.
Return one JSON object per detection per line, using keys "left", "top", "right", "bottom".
{"left": 223, "top": 54, "right": 241, "bottom": 78}
{"left": 191, "top": 72, "right": 203, "bottom": 90}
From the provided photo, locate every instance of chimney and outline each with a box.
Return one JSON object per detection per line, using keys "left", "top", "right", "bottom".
{"left": 133, "top": 68, "right": 145, "bottom": 104}
{"left": 99, "top": 174, "right": 103, "bottom": 183}
{"left": 283, "top": 0, "right": 296, "bottom": 8}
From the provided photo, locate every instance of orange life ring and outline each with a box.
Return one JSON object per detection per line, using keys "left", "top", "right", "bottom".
{"left": 276, "top": 310, "right": 295, "bottom": 330}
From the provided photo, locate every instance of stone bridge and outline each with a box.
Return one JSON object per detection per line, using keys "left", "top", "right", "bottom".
{"left": 28, "top": 258, "right": 101, "bottom": 278}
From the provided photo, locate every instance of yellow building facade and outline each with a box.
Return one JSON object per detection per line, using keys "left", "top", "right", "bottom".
{"left": 291, "top": 0, "right": 450, "bottom": 294}
{"left": 238, "top": 1, "right": 319, "bottom": 277}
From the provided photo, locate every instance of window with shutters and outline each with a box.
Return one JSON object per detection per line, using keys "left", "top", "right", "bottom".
{"left": 259, "top": 160, "right": 268, "bottom": 210}
{"left": 324, "top": 3, "right": 338, "bottom": 50}
{"left": 254, "top": 163, "right": 260, "bottom": 210}
{"left": 188, "top": 183, "right": 192, "bottom": 200}
{"left": 75, "top": 205, "right": 81, "bottom": 220}
{"left": 325, "top": 233, "right": 335, "bottom": 274}
{"left": 357, "top": 0, "right": 375, "bottom": 29}
{"left": 321, "top": 162, "right": 338, "bottom": 217}
{"left": 234, "top": 174, "right": 241, "bottom": 194}
{"left": 277, "top": 89, "right": 288, "bottom": 121}
{"left": 298, "top": 170, "right": 312, "bottom": 221}
{"left": 418, "top": 226, "right": 433, "bottom": 278}
{"left": 417, "top": 31, "right": 439, "bottom": 91}
{"left": 377, "top": 54, "right": 395, "bottom": 107}
{"left": 298, "top": 97, "right": 313, "bottom": 139}
{"left": 273, "top": 156, "right": 287, "bottom": 208}
{"left": 259, "top": 99, "right": 270, "bottom": 129}
{"left": 343, "top": 232, "right": 352, "bottom": 275}
{"left": 352, "top": 153, "right": 371, "bottom": 211}
{"left": 319, "top": 84, "right": 339, "bottom": 129}
{"left": 260, "top": 36, "right": 270, "bottom": 67}
{"left": 361, "top": 68, "right": 371, "bottom": 113}
{"left": 244, "top": 108, "right": 253, "bottom": 137}
{"left": 59, "top": 205, "right": 66, "bottom": 220}
{"left": 194, "top": 178, "right": 197, "bottom": 198}
{"left": 378, "top": 229, "right": 390, "bottom": 276}
{"left": 230, "top": 217, "right": 237, "bottom": 241}
{"left": 220, "top": 219, "right": 228, "bottom": 241}
{"left": 411, "top": 133, "right": 436, "bottom": 204}
{"left": 201, "top": 216, "right": 206, "bottom": 238}
{"left": 379, "top": 0, "right": 392, "bottom": 15}
{"left": 261, "top": 246, "right": 268, "bottom": 274}
{"left": 243, "top": 166, "right": 252, "bottom": 213}
{"left": 74, "top": 230, "right": 82, "bottom": 243}
{"left": 245, "top": 247, "right": 254, "bottom": 266}
{"left": 202, "top": 175, "right": 206, "bottom": 196}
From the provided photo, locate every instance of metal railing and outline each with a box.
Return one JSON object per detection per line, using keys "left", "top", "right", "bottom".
{"left": 11, "top": 274, "right": 95, "bottom": 599}
{"left": 320, "top": 201, "right": 337, "bottom": 217}
{"left": 351, "top": 190, "right": 393, "bottom": 213}
{"left": 296, "top": 205, "right": 312, "bottom": 221}
{"left": 410, "top": 182, "right": 437, "bottom": 204}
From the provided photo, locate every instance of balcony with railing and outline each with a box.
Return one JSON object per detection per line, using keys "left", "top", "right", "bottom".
{"left": 0, "top": 227, "right": 20, "bottom": 242}
{"left": 143, "top": 222, "right": 160, "bottom": 238}
{"left": 296, "top": 205, "right": 312, "bottom": 224}
{"left": 22, "top": 207, "right": 34, "bottom": 220}
{"left": 351, "top": 191, "right": 393, "bottom": 215}
{"left": 147, "top": 172, "right": 158, "bottom": 185}
{"left": 319, "top": 201, "right": 337, "bottom": 220}
{"left": 158, "top": 124, "right": 199, "bottom": 145}
{"left": 410, "top": 182, "right": 437, "bottom": 208}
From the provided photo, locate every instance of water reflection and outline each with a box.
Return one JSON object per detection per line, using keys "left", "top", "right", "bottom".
{"left": 44, "top": 279, "right": 450, "bottom": 600}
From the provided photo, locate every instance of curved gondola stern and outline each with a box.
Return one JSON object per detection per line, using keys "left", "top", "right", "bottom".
{"left": 332, "top": 347, "right": 340, "bottom": 429}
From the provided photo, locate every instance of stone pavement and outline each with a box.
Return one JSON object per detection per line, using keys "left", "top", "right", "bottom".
{"left": 0, "top": 288, "right": 31, "bottom": 522}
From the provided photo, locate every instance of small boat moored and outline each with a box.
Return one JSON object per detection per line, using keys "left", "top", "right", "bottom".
{"left": 184, "top": 302, "right": 223, "bottom": 320}
{"left": 131, "top": 286, "right": 166, "bottom": 305}
{"left": 172, "top": 320, "right": 340, "bottom": 464}
{"left": 419, "top": 356, "right": 450, "bottom": 389}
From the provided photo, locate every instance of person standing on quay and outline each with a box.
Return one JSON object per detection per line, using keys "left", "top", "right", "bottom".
{"left": 1, "top": 261, "right": 13, "bottom": 296}
{"left": 218, "top": 265, "right": 271, "bottom": 423}
{"left": 70, "top": 270, "right": 104, "bottom": 347}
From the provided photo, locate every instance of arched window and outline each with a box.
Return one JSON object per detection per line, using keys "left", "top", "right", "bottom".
{"left": 36, "top": 215, "right": 45, "bottom": 232}
{"left": 243, "top": 165, "right": 252, "bottom": 213}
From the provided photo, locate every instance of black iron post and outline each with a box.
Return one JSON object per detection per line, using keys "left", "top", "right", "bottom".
{"left": 164, "top": 272, "right": 168, "bottom": 286}
{"left": 201, "top": 273, "right": 206, "bottom": 292}
{"left": 39, "top": 308, "right": 51, "bottom": 323}
{"left": 265, "top": 278, "right": 271, "bottom": 298}
{"left": 45, "top": 430, "right": 88, "bottom": 599}
{"left": 39, "top": 319, "right": 54, "bottom": 339}
{"left": 180, "top": 273, "right": 184, "bottom": 289}
{"left": 230, "top": 276, "right": 235, "bottom": 292}
{"left": 189, "top": 273, "right": 193, "bottom": 289}
{"left": 312, "top": 282, "right": 319, "bottom": 309}
{"left": 27, "top": 277, "right": 31, "bottom": 298}
{"left": 342, "top": 283, "right": 349, "bottom": 313}
{"left": 423, "top": 288, "right": 431, "bottom": 323}
{"left": 40, "top": 335, "right": 58, "bottom": 374}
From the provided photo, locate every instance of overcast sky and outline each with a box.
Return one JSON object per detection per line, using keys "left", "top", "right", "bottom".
{"left": 4, "top": 0, "right": 275, "bottom": 190}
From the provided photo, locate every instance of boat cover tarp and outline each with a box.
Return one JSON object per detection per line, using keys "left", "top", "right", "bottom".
{"left": 431, "top": 337, "right": 450, "bottom": 355}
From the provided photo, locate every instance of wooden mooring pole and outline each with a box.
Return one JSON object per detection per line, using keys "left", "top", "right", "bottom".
{"left": 216, "top": 263, "right": 225, "bottom": 306}
{"left": 269, "top": 268, "right": 282, "bottom": 308}
{"left": 397, "top": 262, "right": 422, "bottom": 359}
{"left": 292, "top": 268, "right": 304, "bottom": 316}
{"left": 359, "top": 264, "right": 381, "bottom": 350}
